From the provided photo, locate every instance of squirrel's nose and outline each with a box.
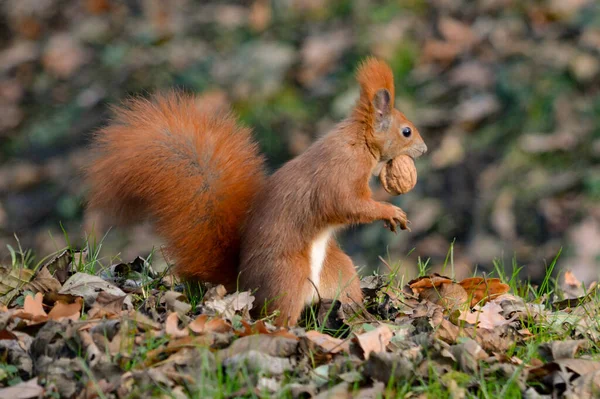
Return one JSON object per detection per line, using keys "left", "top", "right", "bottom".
{"left": 413, "top": 140, "right": 427, "bottom": 158}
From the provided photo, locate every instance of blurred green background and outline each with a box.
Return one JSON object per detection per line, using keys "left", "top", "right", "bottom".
{"left": 0, "top": 0, "right": 599, "bottom": 282}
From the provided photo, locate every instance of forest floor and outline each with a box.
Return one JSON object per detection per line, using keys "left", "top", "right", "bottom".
{"left": 1, "top": 243, "right": 599, "bottom": 398}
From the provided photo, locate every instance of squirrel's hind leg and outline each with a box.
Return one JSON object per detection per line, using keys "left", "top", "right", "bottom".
{"left": 318, "top": 241, "right": 363, "bottom": 305}
{"left": 251, "top": 256, "right": 313, "bottom": 327}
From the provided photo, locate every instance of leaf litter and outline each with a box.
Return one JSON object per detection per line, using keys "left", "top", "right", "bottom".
{"left": 1, "top": 257, "right": 600, "bottom": 398}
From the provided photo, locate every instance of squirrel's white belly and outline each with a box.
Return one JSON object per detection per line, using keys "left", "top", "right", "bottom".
{"left": 306, "top": 227, "right": 335, "bottom": 304}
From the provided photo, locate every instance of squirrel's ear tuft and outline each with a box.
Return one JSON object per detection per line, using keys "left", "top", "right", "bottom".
{"left": 356, "top": 58, "right": 395, "bottom": 108}
{"left": 373, "top": 88, "right": 392, "bottom": 130}
{"left": 353, "top": 57, "right": 395, "bottom": 130}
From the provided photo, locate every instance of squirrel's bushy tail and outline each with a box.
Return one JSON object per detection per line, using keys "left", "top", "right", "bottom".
{"left": 86, "top": 92, "right": 266, "bottom": 286}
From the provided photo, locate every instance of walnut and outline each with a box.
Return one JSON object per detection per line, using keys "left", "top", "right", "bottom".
{"left": 379, "top": 155, "right": 417, "bottom": 195}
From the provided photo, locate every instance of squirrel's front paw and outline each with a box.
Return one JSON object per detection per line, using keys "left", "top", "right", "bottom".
{"left": 384, "top": 206, "right": 411, "bottom": 233}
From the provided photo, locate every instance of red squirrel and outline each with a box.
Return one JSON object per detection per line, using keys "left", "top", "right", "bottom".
{"left": 86, "top": 58, "right": 427, "bottom": 325}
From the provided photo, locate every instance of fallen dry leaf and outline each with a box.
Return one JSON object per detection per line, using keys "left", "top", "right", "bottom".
{"left": 188, "top": 314, "right": 232, "bottom": 334}
{"left": 59, "top": 272, "right": 131, "bottom": 308}
{"left": 88, "top": 291, "right": 127, "bottom": 318}
{"left": 565, "top": 270, "right": 582, "bottom": 287}
{"left": 14, "top": 292, "right": 47, "bottom": 322}
{"left": 552, "top": 285, "right": 598, "bottom": 310}
{"left": 22, "top": 266, "right": 61, "bottom": 294}
{"left": 353, "top": 325, "right": 393, "bottom": 359}
{"left": 0, "top": 328, "right": 17, "bottom": 340}
{"left": 561, "top": 270, "right": 597, "bottom": 299}
{"left": 459, "top": 277, "right": 510, "bottom": 307}
{"left": 218, "top": 334, "right": 298, "bottom": 360}
{"left": 0, "top": 266, "right": 35, "bottom": 306}
{"left": 459, "top": 301, "right": 515, "bottom": 329}
{"left": 408, "top": 274, "right": 453, "bottom": 292}
{"left": 450, "top": 338, "right": 488, "bottom": 374}
{"left": 304, "top": 330, "right": 349, "bottom": 354}
{"left": 42, "top": 249, "right": 73, "bottom": 284}
{"left": 165, "top": 312, "right": 189, "bottom": 338}
{"left": 568, "top": 369, "right": 600, "bottom": 399}
{"left": 363, "top": 351, "right": 416, "bottom": 383}
{"left": 529, "top": 358, "right": 600, "bottom": 383}
{"left": 160, "top": 291, "right": 192, "bottom": 315}
{"left": 204, "top": 290, "right": 255, "bottom": 319}
{"left": 0, "top": 377, "right": 44, "bottom": 399}
{"left": 408, "top": 273, "right": 507, "bottom": 310}
{"left": 539, "top": 340, "right": 589, "bottom": 361}
{"left": 141, "top": 335, "right": 215, "bottom": 368}
{"left": 409, "top": 274, "right": 469, "bottom": 309}
{"left": 47, "top": 298, "right": 82, "bottom": 321}
{"left": 237, "top": 319, "right": 298, "bottom": 340}
{"left": 435, "top": 318, "right": 460, "bottom": 343}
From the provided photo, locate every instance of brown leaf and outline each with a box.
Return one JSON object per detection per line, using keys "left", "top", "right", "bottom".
{"left": 570, "top": 369, "right": 600, "bottom": 399}
{"left": 0, "top": 266, "right": 35, "bottom": 306}
{"left": 408, "top": 273, "right": 453, "bottom": 292}
{"left": 561, "top": 270, "right": 596, "bottom": 299}
{"left": 474, "top": 326, "right": 516, "bottom": 353}
{"left": 42, "top": 249, "right": 73, "bottom": 284}
{"left": 353, "top": 325, "right": 393, "bottom": 359}
{"left": 165, "top": 312, "right": 189, "bottom": 338}
{"left": 529, "top": 359, "right": 600, "bottom": 381}
{"left": 237, "top": 319, "right": 298, "bottom": 340}
{"left": 140, "top": 335, "right": 215, "bottom": 368}
{"left": 364, "top": 352, "right": 416, "bottom": 383}
{"left": 14, "top": 292, "right": 47, "bottom": 322}
{"left": 22, "top": 266, "right": 61, "bottom": 294}
{"left": 218, "top": 334, "right": 298, "bottom": 360}
{"left": 552, "top": 285, "right": 598, "bottom": 310}
{"left": 427, "top": 283, "right": 469, "bottom": 310}
{"left": 188, "top": 314, "right": 232, "bottom": 334}
{"left": 203, "top": 284, "right": 228, "bottom": 301}
{"left": 160, "top": 291, "right": 192, "bottom": 315}
{"left": 304, "top": 330, "right": 349, "bottom": 354}
{"left": 204, "top": 291, "right": 255, "bottom": 319}
{"left": 409, "top": 274, "right": 470, "bottom": 309}
{"left": 47, "top": 298, "right": 82, "bottom": 321}
{"left": 450, "top": 338, "right": 488, "bottom": 374}
{"left": 0, "top": 378, "right": 44, "bottom": 399}
{"left": 458, "top": 301, "right": 515, "bottom": 329}
{"left": 223, "top": 351, "right": 293, "bottom": 376}
{"left": 565, "top": 270, "right": 582, "bottom": 288}
{"left": 0, "top": 329, "right": 17, "bottom": 340}
{"left": 88, "top": 291, "right": 126, "bottom": 318}
{"left": 435, "top": 318, "right": 460, "bottom": 344}
{"left": 124, "top": 310, "right": 161, "bottom": 330}
{"left": 458, "top": 277, "right": 510, "bottom": 307}
{"left": 539, "top": 340, "right": 589, "bottom": 361}
{"left": 313, "top": 382, "right": 351, "bottom": 399}
{"left": 59, "top": 272, "right": 130, "bottom": 307}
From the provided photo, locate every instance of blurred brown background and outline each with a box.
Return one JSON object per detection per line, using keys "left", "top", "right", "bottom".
{"left": 0, "top": 0, "right": 599, "bottom": 283}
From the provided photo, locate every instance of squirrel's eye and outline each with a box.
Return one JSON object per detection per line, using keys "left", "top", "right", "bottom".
{"left": 402, "top": 127, "right": 412, "bottom": 138}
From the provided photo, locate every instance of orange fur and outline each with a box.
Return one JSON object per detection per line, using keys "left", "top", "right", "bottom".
{"left": 353, "top": 57, "right": 395, "bottom": 130}
{"left": 85, "top": 58, "right": 427, "bottom": 326}
{"left": 86, "top": 92, "right": 266, "bottom": 287}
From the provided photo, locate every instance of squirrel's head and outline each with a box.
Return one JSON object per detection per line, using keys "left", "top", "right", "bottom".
{"left": 353, "top": 57, "right": 427, "bottom": 162}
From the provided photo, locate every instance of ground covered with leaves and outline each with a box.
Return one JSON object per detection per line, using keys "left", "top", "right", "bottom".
{"left": 1, "top": 0, "right": 600, "bottom": 280}
{"left": 1, "top": 249, "right": 599, "bottom": 398}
